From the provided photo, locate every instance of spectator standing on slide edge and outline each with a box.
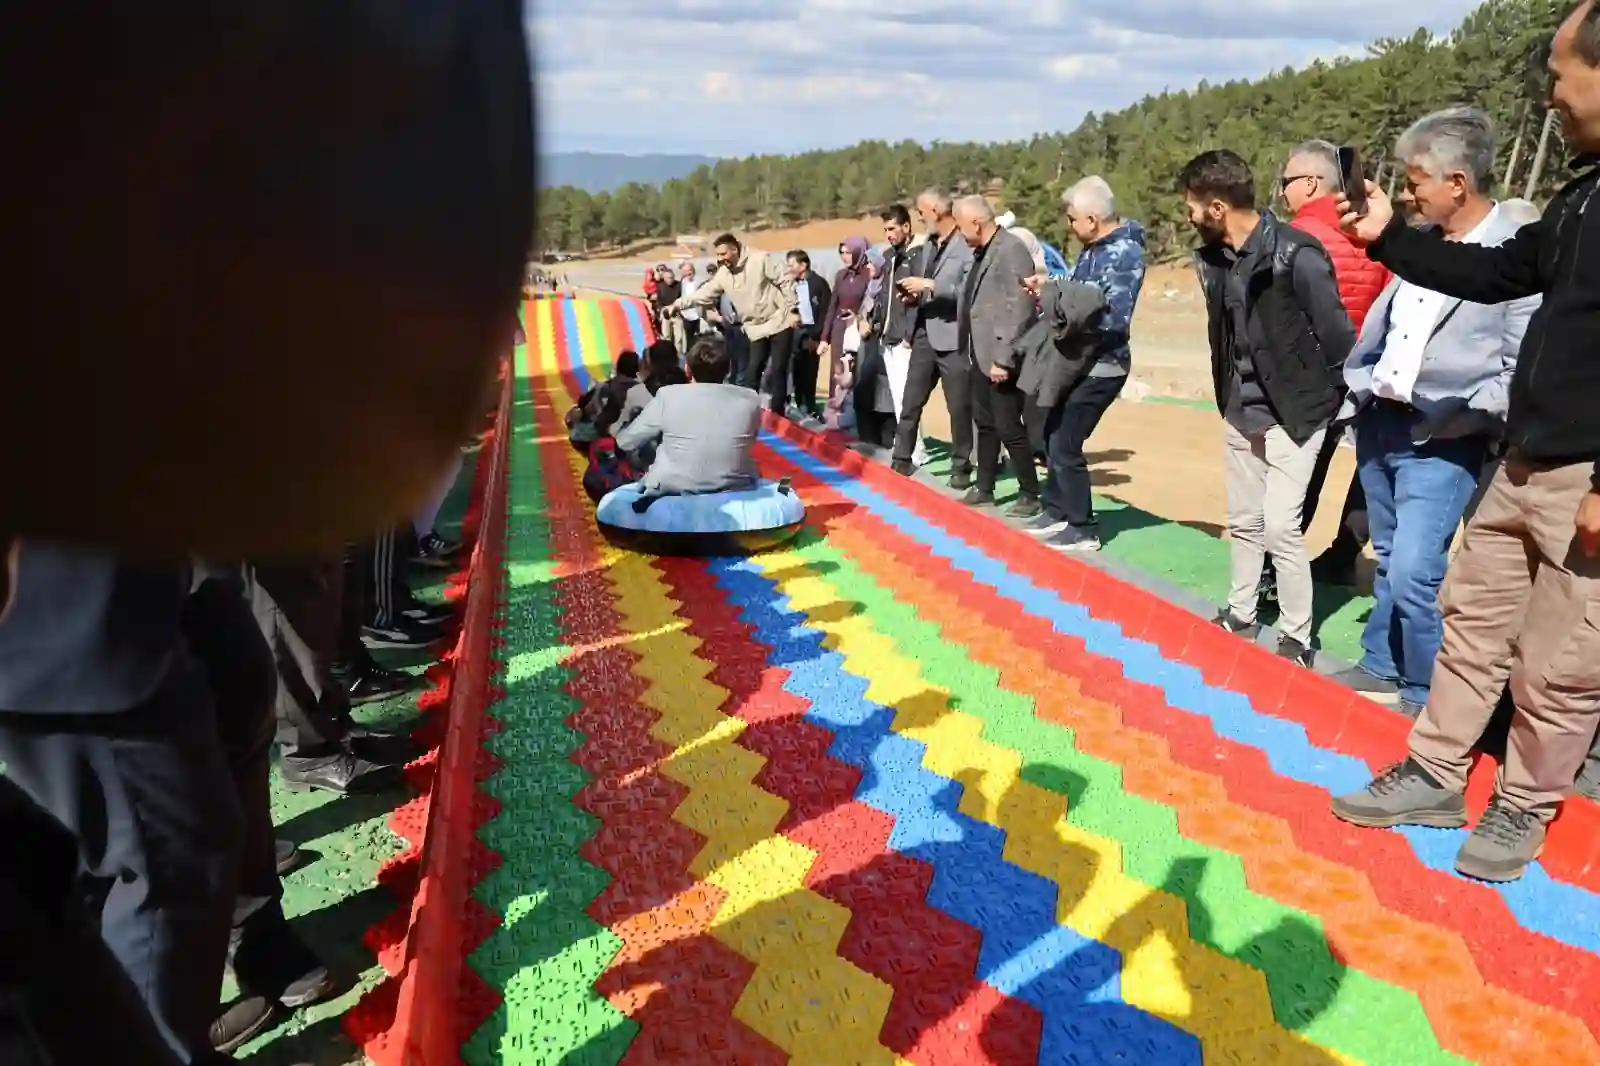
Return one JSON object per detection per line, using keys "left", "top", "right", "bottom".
{"left": 1330, "top": 0, "right": 1600, "bottom": 883}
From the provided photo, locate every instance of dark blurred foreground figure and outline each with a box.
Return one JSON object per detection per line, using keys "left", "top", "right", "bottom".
{"left": 0, "top": 1, "right": 535, "bottom": 1062}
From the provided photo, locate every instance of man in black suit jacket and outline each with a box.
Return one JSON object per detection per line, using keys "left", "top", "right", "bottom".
{"left": 785, "top": 249, "right": 832, "bottom": 416}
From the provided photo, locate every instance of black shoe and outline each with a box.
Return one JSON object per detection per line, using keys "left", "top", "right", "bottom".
{"left": 212, "top": 996, "right": 275, "bottom": 1053}
{"left": 348, "top": 726, "right": 419, "bottom": 768}
{"left": 275, "top": 838, "right": 299, "bottom": 876}
{"left": 890, "top": 458, "right": 914, "bottom": 476}
{"left": 948, "top": 469, "right": 974, "bottom": 491}
{"left": 344, "top": 665, "right": 420, "bottom": 706}
{"left": 361, "top": 616, "right": 444, "bottom": 651}
{"left": 1276, "top": 635, "right": 1316, "bottom": 668}
{"left": 1213, "top": 610, "right": 1261, "bottom": 639}
{"left": 1005, "top": 495, "right": 1043, "bottom": 520}
{"left": 280, "top": 752, "right": 402, "bottom": 795}
{"left": 410, "top": 532, "right": 461, "bottom": 570}
{"left": 401, "top": 599, "right": 455, "bottom": 628}
{"left": 961, "top": 487, "right": 996, "bottom": 507}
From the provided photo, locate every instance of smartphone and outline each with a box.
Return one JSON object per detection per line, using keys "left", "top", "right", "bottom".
{"left": 1338, "top": 145, "right": 1368, "bottom": 216}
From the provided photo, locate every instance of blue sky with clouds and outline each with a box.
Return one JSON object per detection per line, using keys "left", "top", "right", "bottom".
{"left": 528, "top": 0, "right": 1482, "bottom": 157}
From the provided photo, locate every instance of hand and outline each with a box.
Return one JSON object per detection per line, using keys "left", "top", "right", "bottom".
{"left": 897, "top": 276, "right": 932, "bottom": 297}
{"left": 817, "top": 341, "right": 832, "bottom": 359}
{"left": 660, "top": 304, "right": 677, "bottom": 319}
{"left": 1020, "top": 273, "right": 1045, "bottom": 297}
{"left": 858, "top": 318, "right": 874, "bottom": 338}
{"left": 989, "top": 364, "right": 1010, "bottom": 384}
{"left": 1577, "top": 488, "right": 1600, "bottom": 557}
{"left": 1337, "top": 179, "right": 1394, "bottom": 244}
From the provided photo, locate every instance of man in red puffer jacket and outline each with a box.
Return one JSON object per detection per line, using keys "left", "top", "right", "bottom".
{"left": 1261, "top": 140, "right": 1393, "bottom": 596}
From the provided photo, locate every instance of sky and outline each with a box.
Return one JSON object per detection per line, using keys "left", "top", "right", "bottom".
{"left": 529, "top": 0, "right": 1482, "bottom": 158}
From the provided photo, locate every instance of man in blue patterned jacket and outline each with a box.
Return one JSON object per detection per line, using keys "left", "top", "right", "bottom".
{"left": 1021, "top": 176, "right": 1148, "bottom": 553}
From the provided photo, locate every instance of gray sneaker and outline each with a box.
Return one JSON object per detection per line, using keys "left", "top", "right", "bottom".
{"left": 1024, "top": 512, "right": 1071, "bottom": 537}
{"left": 1455, "top": 799, "right": 1546, "bottom": 882}
{"left": 1330, "top": 759, "right": 1468, "bottom": 829}
{"left": 1046, "top": 524, "right": 1102, "bottom": 553}
{"left": 1330, "top": 666, "right": 1401, "bottom": 704}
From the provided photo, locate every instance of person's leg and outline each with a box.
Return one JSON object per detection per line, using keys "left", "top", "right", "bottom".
{"left": 411, "top": 451, "right": 464, "bottom": 542}
{"left": 1494, "top": 460, "right": 1600, "bottom": 820}
{"left": 1382, "top": 435, "right": 1488, "bottom": 708}
{"left": 0, "top": 777, "right": 187, "bottom": 1066}
{"left": 1221, "top": 421, "right": 1270, "bottom": 627}
{"left": 892, "top": 336, "right": 939, "bottom": 469}
{"left": 741, "top": 334, "right": 772, "bottom": 394}
{"left": 992, "top": 379, "right": 1038, "bottom": 501}
{"left": 0, "top": 657, "right": 242, "bottom": 1065}
{"left": 792, "top": 329, "right": 819, "bottom": 414}
{"left": 1407, "top": 464, "right": 1534, "bottom": 794}
{"left": 968, "top": 363, "right": 1000, "bottom": 497}
{"left": 361, "top": 528, "right": 444, "bottom": 646}
{"left": 937, "top": 349, "right": 974, "bottom": 485}
{"left": 183, "top": 572, "right": 332, "bottom": 1047}
{"left": 762, "top": 328, "right": 795, "bottom": 414}
{"left": 1054, "top": 375, "right": 1125, "bottom": 529}
{"left": 1262, "top": 425, "right": 1326, "bottom": 650}
{"left": 1354, "top": 414, "right": 1402, "bottom": 684}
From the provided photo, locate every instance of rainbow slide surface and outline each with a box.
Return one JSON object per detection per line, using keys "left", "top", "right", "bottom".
{"left": 450, "top": 295, "right": 1600, "bottom": 1066}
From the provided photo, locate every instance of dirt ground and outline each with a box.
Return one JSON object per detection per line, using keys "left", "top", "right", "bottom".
{"left": 563, "top": 217, "right": 1341, "bottom": 545}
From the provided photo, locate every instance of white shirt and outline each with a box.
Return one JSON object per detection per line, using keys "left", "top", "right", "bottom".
{"left": 1370, "top": 205, "right": 1500, "bottom": 403}
{"left": 678, "top": 278, "right": 700, "bottom": 321}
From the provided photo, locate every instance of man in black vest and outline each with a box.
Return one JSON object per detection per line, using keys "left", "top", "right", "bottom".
{"left": 1179, "top": 149, "right": 1356, "bottom": 667}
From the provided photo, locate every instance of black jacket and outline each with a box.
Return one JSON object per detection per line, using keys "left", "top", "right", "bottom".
{"left": 1367, "top": 163, "right": 1600, "bottom": 481}
{"left": 1196, "top": 212, "right": 1355, "bottom": 444}
{"left": 798, "top": 270, "right": 831, "bottom": 332}
{"left": 869, "top": 242, "right": 919, "bottom": 347}
{"left": 1016, "top": 280, "right": 1108, "bottom": 409}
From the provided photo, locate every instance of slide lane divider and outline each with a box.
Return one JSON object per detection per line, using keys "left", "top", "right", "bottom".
{"left": 756, "top": 424, "right": 1600, "bottom": 936}
{"left": 750, "top": 446, "right": 1598, "bottom": 1062}
{"left": 758, "top": 415, "right": 1600, "bottom": 890}
{"left": 459, "top": 301, "right": 632, "bottom": 1064}
{"left": 344, "top": 349, "right": 512, "bottom": 1066}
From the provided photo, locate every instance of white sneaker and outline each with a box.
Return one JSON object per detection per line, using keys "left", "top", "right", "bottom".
{"left": 912, "top": 440, "right": 930, "bottom": 467}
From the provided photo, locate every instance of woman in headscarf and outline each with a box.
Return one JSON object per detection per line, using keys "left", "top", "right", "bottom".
{"left": 816, "top": 234, "right": 873, "bottom": 404}
{"left": 852, "top": 249, "right": 899, "bottom": 446}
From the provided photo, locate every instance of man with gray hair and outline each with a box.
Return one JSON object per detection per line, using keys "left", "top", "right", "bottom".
{"left": 952, "top": 194, "right": 1041, "bottom": 515}
{"left": 1020, "top": 176, "right": 1147, "bottom": 551}
{"left": 1329, "top": 105, "right": 1543, "bottom": 877}
{"left": 1271, "top": 140, "right": 1394, "bottom": 593}
{"left": 892, "top": 188, "right": 977, "bottom": 485}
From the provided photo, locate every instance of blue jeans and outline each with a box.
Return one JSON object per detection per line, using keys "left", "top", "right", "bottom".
{"left": 1356, "top": 402, "right": 1488, "bottom": 704}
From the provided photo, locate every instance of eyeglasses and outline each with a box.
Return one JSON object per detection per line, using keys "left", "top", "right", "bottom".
{"left": 1280, "top": 174, "right": 1317, "bottom": 191}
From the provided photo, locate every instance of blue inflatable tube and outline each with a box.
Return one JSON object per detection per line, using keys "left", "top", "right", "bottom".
{"left": 595, "top": 479, "right": 806, "bottom": 556}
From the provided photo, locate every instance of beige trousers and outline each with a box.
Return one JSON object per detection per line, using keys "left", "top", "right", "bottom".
{"left": 1222, "top": 422, "right": 1327, "bottom": 645}
{"left": 1409, "top": 458, "right": 1600, "bottom": 817}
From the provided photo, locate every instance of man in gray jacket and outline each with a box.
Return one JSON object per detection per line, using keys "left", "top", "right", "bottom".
{"left": 891, "top": 189, "right": 976, "bottom": 485}
{"left": 615, "top": 336, "right": 762, "bottom": 495}
{"left": 953, "top": 195, "right": 1043, "bottom": 517}
{"left": 1326, "top": 107, "right": 1540, "bottom": 720}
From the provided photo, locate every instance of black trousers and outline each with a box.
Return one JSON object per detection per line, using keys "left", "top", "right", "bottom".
{"left": 895, "top": 331, "right": 972, "bottom": 472}
{"left": 0, "top": 656, "right": 241, "bottom": 1065}
{"left": 248, "top": 557, "right": 354, "bottom": 761}
{"left": 1041, "top": 374, "right": 1126, "bottom": 527}
{"left": 0, "top": 777, "right": 186, "bottom": 1066}
{"left": 790, "top": 325, "right": 822, "bottom": 413}
{"left": 365, "top": 526, "right": 417, "bottom": 628}
{"left": 970, "top": 363, "right": 1038, "bottom": 497}
{"left": 743, "top": 328, "right": 795, "bottom": 412}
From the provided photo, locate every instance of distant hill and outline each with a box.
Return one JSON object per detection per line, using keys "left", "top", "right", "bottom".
{"left": 540, "top": 151, "right": 718, "bottom": 193}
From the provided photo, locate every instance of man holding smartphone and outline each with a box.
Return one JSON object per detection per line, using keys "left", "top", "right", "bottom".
{"left": 891, "top": 189, "right": 976, "bottom": 484}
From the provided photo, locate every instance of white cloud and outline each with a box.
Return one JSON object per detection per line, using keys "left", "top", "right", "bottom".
{"left": 527, "top": 0, "right": 1479, "bottom": 156}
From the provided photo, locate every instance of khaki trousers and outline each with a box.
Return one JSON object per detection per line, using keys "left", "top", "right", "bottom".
{"left": 1410, "top": 458, "right": 1600, "bottom": 818}
{"left": 1223, "top": 422, "right": 1326, "bottom": 645}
